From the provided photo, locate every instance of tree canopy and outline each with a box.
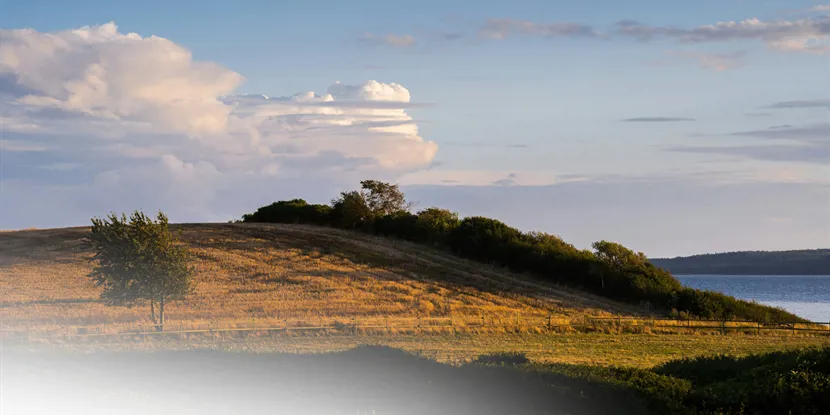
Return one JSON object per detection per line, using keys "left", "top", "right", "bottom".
{"left": 86, "top": 211, "right": 193, "bottom": 329}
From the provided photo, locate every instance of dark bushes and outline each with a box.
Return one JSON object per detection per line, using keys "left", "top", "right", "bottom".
{"left": 241, "top": 199, "right": 332, "bottom": 226}
{"left": 653, "top": 347, "right": 830, "bottom": 414}
{"left": 512, "top": 347, "right": 830, "bottom": 414}
{"left": 239, "top": 180, "right": 805, "bottom": 323}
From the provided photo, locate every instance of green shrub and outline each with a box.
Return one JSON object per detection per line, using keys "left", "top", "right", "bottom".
{"left": 656, "top": 347, "right": 830, "bottom": 414}
{"left": 471, "top": 352, "right": 530, "bottom": 366}
{"left": 241, "top": 199, "right": 332, "bottom": 225}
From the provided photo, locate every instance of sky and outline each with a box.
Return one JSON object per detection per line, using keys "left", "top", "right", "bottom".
{"left": 1, "top": 0, "right": 828, "bottom": 257}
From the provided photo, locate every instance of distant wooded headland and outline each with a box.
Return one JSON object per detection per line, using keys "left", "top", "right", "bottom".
{"left": 650, "top": 250, "right": 830, "bottom": 275}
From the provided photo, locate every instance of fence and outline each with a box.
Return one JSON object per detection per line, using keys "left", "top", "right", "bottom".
{"left": 2, "top": 315, "right": 829, "bottom": 341}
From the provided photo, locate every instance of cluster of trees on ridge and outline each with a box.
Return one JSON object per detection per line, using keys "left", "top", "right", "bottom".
{"left": 241, "top": 180, "right": 804, "bottom": 323}
{"left": 650, "top": 249, "right": 830, "bottom": 275}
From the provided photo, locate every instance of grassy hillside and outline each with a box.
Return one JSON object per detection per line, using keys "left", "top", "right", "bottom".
{"left": 2, "top": 223, "right": 828, "bottom": 373}
{"left": 239, "top": 185, "right": 806, "bottom": 323}
{"left": 651, "top": 249, "right": 830, "bottom": 275}
{"left": 0, "top": 223, "right": 646, "bottom": 334}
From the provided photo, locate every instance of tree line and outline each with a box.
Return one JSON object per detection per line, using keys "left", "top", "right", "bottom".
{"left": 650, "top": 249, "right": 830, "bottom": 275}
{"left": 240, "top": 180, "right": 805, "bottom": 323}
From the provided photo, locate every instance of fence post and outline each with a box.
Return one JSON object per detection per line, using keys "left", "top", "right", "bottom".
{"left": 352, "top": 316, "right": 356, "bottom": 336}
{"left": 417, "top": 316, "right": 421, "bottom": 334}
{"left": 547, "top": 315, "right": 551, "bottom": 330}
{"left": 792, "top": 322, "right": 796, "bottom": 335}
{"left": 721, "top": 320, "right": 726, "bottom": 335}
{"left": 757, "top": 321, "right": 760, "bottom": 335}
{"left": 481, "top": 315, "right": 485, "bottom": 328}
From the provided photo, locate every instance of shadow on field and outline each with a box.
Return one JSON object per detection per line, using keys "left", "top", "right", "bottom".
{"left": 2, "top": 345, "right": 649, "bottom": 415}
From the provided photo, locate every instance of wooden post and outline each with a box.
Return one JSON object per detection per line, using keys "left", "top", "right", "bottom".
{"left": 757, "top": 321, "right": 761, "bottom": 335}
{"left": 547, "top": 315, "right": 552, "bottom": 330}
{"left": 792, "top": 322, "right": 796, "bottom": 335}
{"left": 481, "top": 315, "right": 485, "bottom": 328}
{"left": 417, "top": 316, "right": 421, "bottom": 334}
{"left": 721, "top": 320, "right": 726, "bottom": 335}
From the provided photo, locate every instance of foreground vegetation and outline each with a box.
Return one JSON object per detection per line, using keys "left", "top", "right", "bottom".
{"left": 17, "top": 331, "right": 826, "bottom": 369}
{"left": 651, "top": 249, "right": 830, "bottom": 275}
{"left": 4, "top": 344, "right": 828, "bottom": 414}
{"left": 522, "top": 346, "right": 830, "bottom": 414}
{"left": 240, "top": 180, "right": 803, "bottom": 323}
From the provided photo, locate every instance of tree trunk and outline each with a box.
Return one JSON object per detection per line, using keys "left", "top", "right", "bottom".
{"left": 150, "top": 300, "right": 157, "bottom": 324}
{"left": 156, "top": 297, "right": 164, "bottom": 331}
{"left": 159, "top": 298, "right": 165, "bottom": 330}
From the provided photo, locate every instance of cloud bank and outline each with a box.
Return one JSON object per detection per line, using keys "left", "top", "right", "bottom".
{"left": 0, "top": 23, "right": 438, "bottom": 227}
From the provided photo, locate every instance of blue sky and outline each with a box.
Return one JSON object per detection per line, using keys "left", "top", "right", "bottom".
{"left": 1, "top": 0, "right": 828, "bottom": 256}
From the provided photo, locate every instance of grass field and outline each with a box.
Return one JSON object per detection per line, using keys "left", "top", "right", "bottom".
{"left": 18, "top": 332, "right": 826, "bottom": 369}
{"left": 0, "top": 223, "right": 649, "bottom": 333}
{"left": 2, "top": 222, "right": 827, "bottom": 371}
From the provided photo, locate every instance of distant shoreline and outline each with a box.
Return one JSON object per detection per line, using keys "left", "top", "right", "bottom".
{"left": 673, "top": 274, "right": 830, "bottom": 277}
{"left": 651, "top": 249, "right": 830, "bottom": 276}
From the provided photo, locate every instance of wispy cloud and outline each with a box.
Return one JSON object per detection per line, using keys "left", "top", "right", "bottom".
{"left": 442, "top": 141, "right": 530, "bottom": 149}
{"left": 360, "top": 32, "right": 416, "bottom": 48}
{"left": 616, "top": 16, "right": 830, "bottom": 54}
{"left": 440, "top": 33, "right": 464, "bottom": 41}
{"left": 669, "top": 123, "right": 830, "bottom": 164}
{"left": 479, "top": 19, "right": 601, "bottom": 40}
{"left": 0, "top": 140, "right": 49, "bottom": 152}
{"left": 730, "top": 123, "right": 830, "bottom": 142}
{"left": 659, "top": 50, "right": 748, "bottom": 71}
{"left": 492, "top": 173, "right": 519, "bottom": 186}
{"left": 621, "top": 117, "right": 696, "bottom": 122}
{"left": 767, "top": 99, "right": 830, "bottom": 109}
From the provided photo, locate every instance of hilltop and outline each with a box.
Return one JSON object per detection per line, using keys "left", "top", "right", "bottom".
{"left": 0, "top": 223, "right": 645, "bottom": 333}
{"left": 236, "top": 181, "right": 804, "bottom": 323}
{"left": 650, "top": 249, "right": 830, "bottom": 275}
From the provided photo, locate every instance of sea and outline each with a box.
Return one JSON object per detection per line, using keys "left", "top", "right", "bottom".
{"left": 676, "top": 275, "right": 830, "bottom": 323}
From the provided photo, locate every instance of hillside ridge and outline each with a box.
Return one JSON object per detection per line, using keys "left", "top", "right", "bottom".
{"left": 0, "top": 223, "right": 648, "bottom": 334}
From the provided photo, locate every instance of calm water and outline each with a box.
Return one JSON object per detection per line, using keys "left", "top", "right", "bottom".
{"left": 677, "top": 275, "right": 830, "bottom": 323}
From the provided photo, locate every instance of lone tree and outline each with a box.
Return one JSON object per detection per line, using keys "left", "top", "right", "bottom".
{"left": 86, "top": 211, "right": 193, "bottom": 330}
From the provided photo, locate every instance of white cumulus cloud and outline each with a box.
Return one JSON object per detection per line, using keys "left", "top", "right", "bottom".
{"left": 0, "top": 22, "right": 243, "bottom": 135}
{"left": 0, "top": 23, "right": 438, "bottom": 228}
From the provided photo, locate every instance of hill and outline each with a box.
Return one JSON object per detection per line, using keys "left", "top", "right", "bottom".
{"left": 237, "top": 184, "right": 805, "bottom": 323}
{"left": 651, "top": 250, "right": 830, "bottom": 275}
{"left": 0, "top": 223, "right": 646, "bottom": 334}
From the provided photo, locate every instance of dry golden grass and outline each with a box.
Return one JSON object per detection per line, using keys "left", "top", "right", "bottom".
{"left": 1, "top": 223, "right": 651, "bottom": 335}
{"left": 10, "top": 332, "right": 828, "bottom": 369}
